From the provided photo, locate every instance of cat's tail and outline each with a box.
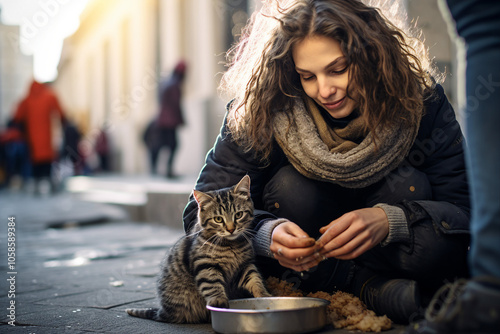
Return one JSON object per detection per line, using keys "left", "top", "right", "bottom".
{"left": 126, "top": 308, "right": 161, "bottom": 321}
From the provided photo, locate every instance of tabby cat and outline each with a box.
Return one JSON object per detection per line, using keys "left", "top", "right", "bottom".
{"left": 126, "top": 175, "right": 270, "bottom": 323}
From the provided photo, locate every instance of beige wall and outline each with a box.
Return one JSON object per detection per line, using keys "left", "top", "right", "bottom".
{"left": 0, "top": 24, "right": 33, "bottom": 125}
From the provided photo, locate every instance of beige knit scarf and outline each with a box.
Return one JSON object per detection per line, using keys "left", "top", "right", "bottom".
{"left": 272, "top": 97, "right": 420, "bottom": 188}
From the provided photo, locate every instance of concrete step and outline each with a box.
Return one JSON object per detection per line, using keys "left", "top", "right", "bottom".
{"left": 65, "top": 174, "right": 197, "bottom": 229}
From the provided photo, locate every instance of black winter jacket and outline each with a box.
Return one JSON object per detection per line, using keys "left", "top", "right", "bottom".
{"left": 183, "top": 85, "right": 470, "bottom": 238}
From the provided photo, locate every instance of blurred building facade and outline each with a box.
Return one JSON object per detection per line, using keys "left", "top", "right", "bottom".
{"left": 53, "top": 0, "right": 253, "bottom": 175}
{"left": 53, "top": 0, "right": 464, "bottom": 175}
{"left": 0, "top": 21, "right": 33, "bottom": 125}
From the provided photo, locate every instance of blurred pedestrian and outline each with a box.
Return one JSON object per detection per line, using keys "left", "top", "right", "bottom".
{"left": 13, "top": 80, "right": 66, "bottom": 195}
{"left": 60, "top": 120, "right": 83, "bottom": 175}
{"left": 406, "top": 1, "right": 500, "bottom": 333}
{"left": 94, "top": 124, "right": 111, "bottom": 172}
{"left": 144, "top": 61, "right": 187, "bottom": 178}
{"left": 0, "top": 119, "right": 31, "bottom": 189}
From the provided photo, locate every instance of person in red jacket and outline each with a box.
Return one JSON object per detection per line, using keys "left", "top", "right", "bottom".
{"left": 14, "top": 80, "right": 66, "bottom": 194}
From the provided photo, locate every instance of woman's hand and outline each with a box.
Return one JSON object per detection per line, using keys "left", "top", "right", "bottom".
{"left": 317, "top": 208, "right": 389, "bottom": 260}
{"left": 270, "top": 221, "right": 322, "bottom": 272}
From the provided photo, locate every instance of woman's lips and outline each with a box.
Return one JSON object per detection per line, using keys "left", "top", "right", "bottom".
{"left": 322, "top": 96, "right": 346, "bottom": 110}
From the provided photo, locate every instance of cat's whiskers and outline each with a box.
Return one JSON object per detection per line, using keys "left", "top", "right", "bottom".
{"left": 212, "top": 234, "right": 227, "bottom": 254}
{"left": 185, "top": 228, "right": 203, "bottom": 238}
{"left": 244, "top": 228, "right": 257, "bottom": 236}
{"left": 242, "top": 231, "right": 253, "bottom": 244}
{"left": 197, "top": 234, "right": 213, "bottom": 253}
{"left": 239, "top": 229, "right": 254, "bottom": 248}
{"left": 202, "top": 235, "right": 218, "bottom": 257}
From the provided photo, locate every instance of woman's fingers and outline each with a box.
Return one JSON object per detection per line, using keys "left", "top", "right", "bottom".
{"left": 318, "top": 208, "right": 390, "bottom": 260}
{"left": 322, "top": 230, "right": 370, "bottom": 259}
{"left": 271, "top": 221, "right": 340, "bottom": 271}
{"left": 275, "top": 251, "right": 325, "bottom": 272}
{"left": 274, "top": 223, "right": 316, "bottom": 248}
{"left": 272, "top": 208, "right": 390, "bottom": 268}
{"left": 270, "top": 222, "right": 317, "bottom": 259}
{"left": 272, "top": 241, "right": 328, "bottom": 271}
{"left": 324, "top": 238, "right": 372, "bottom": 260}
{"left": 317, "top": 217, "right": 350, "bottom": 249}
{"left": 270, "top": 240, "right": 317, "bottom": 260}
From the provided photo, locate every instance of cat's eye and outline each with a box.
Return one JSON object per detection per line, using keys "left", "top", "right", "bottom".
{"left": 214, "top": 216, "right": 223, "bottom": 223}
{"left": 235, "top": 212, "right": 243, "bottom": 219}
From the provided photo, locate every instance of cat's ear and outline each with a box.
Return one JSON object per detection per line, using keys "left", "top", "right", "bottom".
{"left": 193, "top": 190, "right": 213, "bottom": 206}
{"left": 234, "top": 175, "right": 251, "bottom": 196}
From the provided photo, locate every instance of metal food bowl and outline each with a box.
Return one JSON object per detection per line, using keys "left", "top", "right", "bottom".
{"left": 207, "top": 296, "right": 330, "bottom": 334}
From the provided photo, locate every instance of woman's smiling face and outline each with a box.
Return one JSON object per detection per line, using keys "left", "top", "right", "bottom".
{"left": 292, "top": 35, "right": 356, "bottom": 119}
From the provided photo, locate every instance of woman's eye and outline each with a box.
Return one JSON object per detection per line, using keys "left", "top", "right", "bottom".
{"left": 214, "top": 217, "right": 223, "bottom": 223}
{"left": 301, "top": 75, "right": 314, "bottom": 81}
{"left": 330, "top": 66, "right": 348, "bottom": 75}
{"left": 235, "top": 212, "right": 243, "bottom": 219}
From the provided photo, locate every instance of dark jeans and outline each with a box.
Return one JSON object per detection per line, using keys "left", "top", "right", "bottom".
{"left": 4, "top": 141, "right": 31, "bottom": 181}
{"left": 446, "top": 0, "right": 500, "bottom": 279}
{"left": 256, "top": 165, "right": 469, "bottom": 294}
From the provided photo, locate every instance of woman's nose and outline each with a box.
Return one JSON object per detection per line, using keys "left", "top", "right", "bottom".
{"left": 318, "top": 78, "right": 335, "bottom": 99}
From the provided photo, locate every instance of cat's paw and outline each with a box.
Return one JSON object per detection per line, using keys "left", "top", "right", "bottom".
{"left": 261, "top": 290, "right": 272, "bottom": 297}
{"left": 254, "top": 289, "right": 272, "bottom": 298}
{"left": 207, "top": 297, "right": 229, "bottom": 309}
{"left": 251, "top": 284, "right": 271, "bottom": 298}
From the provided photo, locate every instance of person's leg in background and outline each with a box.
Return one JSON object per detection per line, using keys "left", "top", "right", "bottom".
{"left": 406, "top": 1, "right": 500, "bottom": 332}
{"left": 32, "top": 162, "right": 53, "bottom": 195}
{"left": 165, "top": 128, "right": 178, "bottom": 178}
{"left": 149, "top": 147, "right": 160, "bottom": 175}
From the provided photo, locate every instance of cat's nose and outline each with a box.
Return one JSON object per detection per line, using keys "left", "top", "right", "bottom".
{"left": 227, "top": 227, "right": 235, "bottom": 234}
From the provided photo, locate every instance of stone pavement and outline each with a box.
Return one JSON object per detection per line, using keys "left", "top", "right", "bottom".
{"left": 0, "top": 176, "right": 404, "bottom": 334}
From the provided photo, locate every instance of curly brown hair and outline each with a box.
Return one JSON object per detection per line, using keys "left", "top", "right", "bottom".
{"left": 223, "top": 0, "right": 435, "bottom": 161}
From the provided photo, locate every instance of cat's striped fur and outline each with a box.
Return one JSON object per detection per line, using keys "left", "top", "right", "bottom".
{"left": 126, "top": 175, "right": 270, "bottom": 323}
